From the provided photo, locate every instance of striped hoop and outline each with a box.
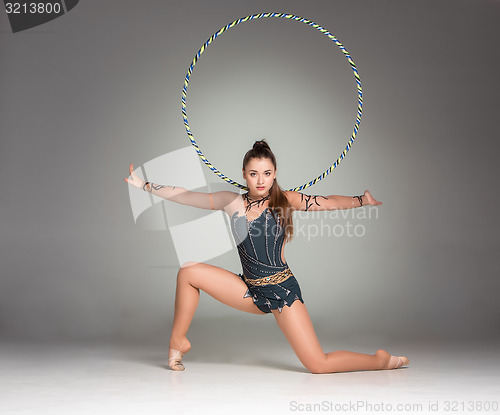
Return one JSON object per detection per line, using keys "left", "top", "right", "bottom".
{"left": 182, "top": 12, "right": 363, "bottom": 192}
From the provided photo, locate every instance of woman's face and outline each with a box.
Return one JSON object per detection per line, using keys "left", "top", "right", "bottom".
{"left": 242, "top": 157, "right": 276, "bottom": 197}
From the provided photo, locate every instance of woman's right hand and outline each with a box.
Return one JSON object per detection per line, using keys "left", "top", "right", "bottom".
{"left": 124, "top": 163, "right": 144, "bottom": 189}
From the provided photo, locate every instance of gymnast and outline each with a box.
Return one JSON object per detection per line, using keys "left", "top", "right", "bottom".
{"left": 125, "top": 139, "right": 409, "bottom": 373}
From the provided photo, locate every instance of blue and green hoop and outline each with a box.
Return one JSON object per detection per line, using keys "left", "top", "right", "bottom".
{"left": 182, "top": 12, "right": 363, "bottom": 192}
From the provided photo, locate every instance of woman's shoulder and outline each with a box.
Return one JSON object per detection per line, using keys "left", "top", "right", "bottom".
{"left": 282, "top": 190, "right": 299, "bottom": 203}
{"left": 213, "top": 191, "right": 244, "bottom": 215}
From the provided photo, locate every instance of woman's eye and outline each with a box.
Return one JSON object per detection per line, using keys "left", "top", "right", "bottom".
{"left": 265, "top": 172, "right": 270, "bottom": 176}
{"left": 250, "top": 173, "right": 256, "bottom": 176}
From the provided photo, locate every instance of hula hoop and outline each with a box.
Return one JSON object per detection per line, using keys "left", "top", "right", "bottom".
{"left": 182, "top": 12, "right": 363, "bottom": 192}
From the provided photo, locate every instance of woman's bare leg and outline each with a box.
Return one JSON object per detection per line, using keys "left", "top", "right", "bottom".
{"left": 272, "top": 300, "right": 395, "bottom": 373}
{"left": 169, "top": 262, "right": 266, "bottom": 354}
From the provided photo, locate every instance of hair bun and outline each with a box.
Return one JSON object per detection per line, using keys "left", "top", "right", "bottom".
{"left": 253, "top": 140, "right": 270, "bottom": 150}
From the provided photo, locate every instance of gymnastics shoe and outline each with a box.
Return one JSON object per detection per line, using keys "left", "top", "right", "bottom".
{"left": 168, "top": 348, "right": 185, "bottom": 371}
{"left": 385, "top": 355, "right": 410, "bottom": 369}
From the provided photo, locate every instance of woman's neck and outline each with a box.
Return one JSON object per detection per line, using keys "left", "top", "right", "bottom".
{"left": 246, "top": 192, "right": 269, "bottom": 201}
{"left": 243, "top": 192, "right": 270, "bottom": 212}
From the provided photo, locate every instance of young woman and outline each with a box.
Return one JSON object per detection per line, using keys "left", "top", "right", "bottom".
{"left": 125, "top": 140, "right": 409, "bottom": 373}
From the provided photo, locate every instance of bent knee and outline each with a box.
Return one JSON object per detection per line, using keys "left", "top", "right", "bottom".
{"left": 304, "top": 358, "right": 328, "bottom": 374}
{"left": 177, "top": 261, "right": 202, "bottom": 282}
{"left": 307, "top": 365, "right": 326, "bottom": 374}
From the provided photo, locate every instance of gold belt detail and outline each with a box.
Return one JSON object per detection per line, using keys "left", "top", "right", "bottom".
{"left": 243, "top": 268, "right": 293, "bottom": 286}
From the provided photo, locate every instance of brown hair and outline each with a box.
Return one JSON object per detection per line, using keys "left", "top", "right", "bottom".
{"left": 242, "top": 140, "right": 294, "bottom": 243}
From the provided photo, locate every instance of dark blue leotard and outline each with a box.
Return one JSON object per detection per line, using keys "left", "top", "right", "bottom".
{"left": 230, "top": 205, "right": 304, "bottom": 313}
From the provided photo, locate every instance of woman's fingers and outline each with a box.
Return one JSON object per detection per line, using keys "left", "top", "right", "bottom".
{"left": 125, "top": 163, "right": 142, "bottom": 188}
{"left": 128, "top": 163, "right": 138, "bottom": 179}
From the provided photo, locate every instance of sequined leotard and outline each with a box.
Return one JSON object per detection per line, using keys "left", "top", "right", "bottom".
{"left": 230, "top": 196, "right": 304, "bottom": 314}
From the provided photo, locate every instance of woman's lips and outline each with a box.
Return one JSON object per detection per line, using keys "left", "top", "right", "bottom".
{"left": 257, "top": 187, "right": 265, "bottom": 190}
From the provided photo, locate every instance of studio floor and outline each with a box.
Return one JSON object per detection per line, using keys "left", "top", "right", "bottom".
{"left": 1, "top": 334, "right": 499, "bottom": 415}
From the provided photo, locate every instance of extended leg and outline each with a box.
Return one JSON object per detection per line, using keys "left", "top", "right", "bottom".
{"left": 272, "top": 301, "right": 404, "bottom": 373}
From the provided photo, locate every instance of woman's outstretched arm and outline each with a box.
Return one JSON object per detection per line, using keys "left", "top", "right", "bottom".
{"left": 284, "top": 190, "right": 382, "bottom": 212}
{"left": 124, "top": 163, "right": 238, "bottom": 210}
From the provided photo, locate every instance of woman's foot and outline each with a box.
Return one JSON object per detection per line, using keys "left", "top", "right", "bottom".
{"left": 376, "top": 349, "right": 410, "bottom": 370}
{"left": 168, "top": 336, "right": 191, "bottom": 371}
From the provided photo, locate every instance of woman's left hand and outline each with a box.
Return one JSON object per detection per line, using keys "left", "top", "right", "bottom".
{"left": 364, "top": 190, "right": 382, "bottom": 206}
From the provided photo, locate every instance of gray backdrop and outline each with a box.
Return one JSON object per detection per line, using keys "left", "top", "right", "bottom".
{"left": 1, "top": 0, "right": 499, "bottom": 348}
